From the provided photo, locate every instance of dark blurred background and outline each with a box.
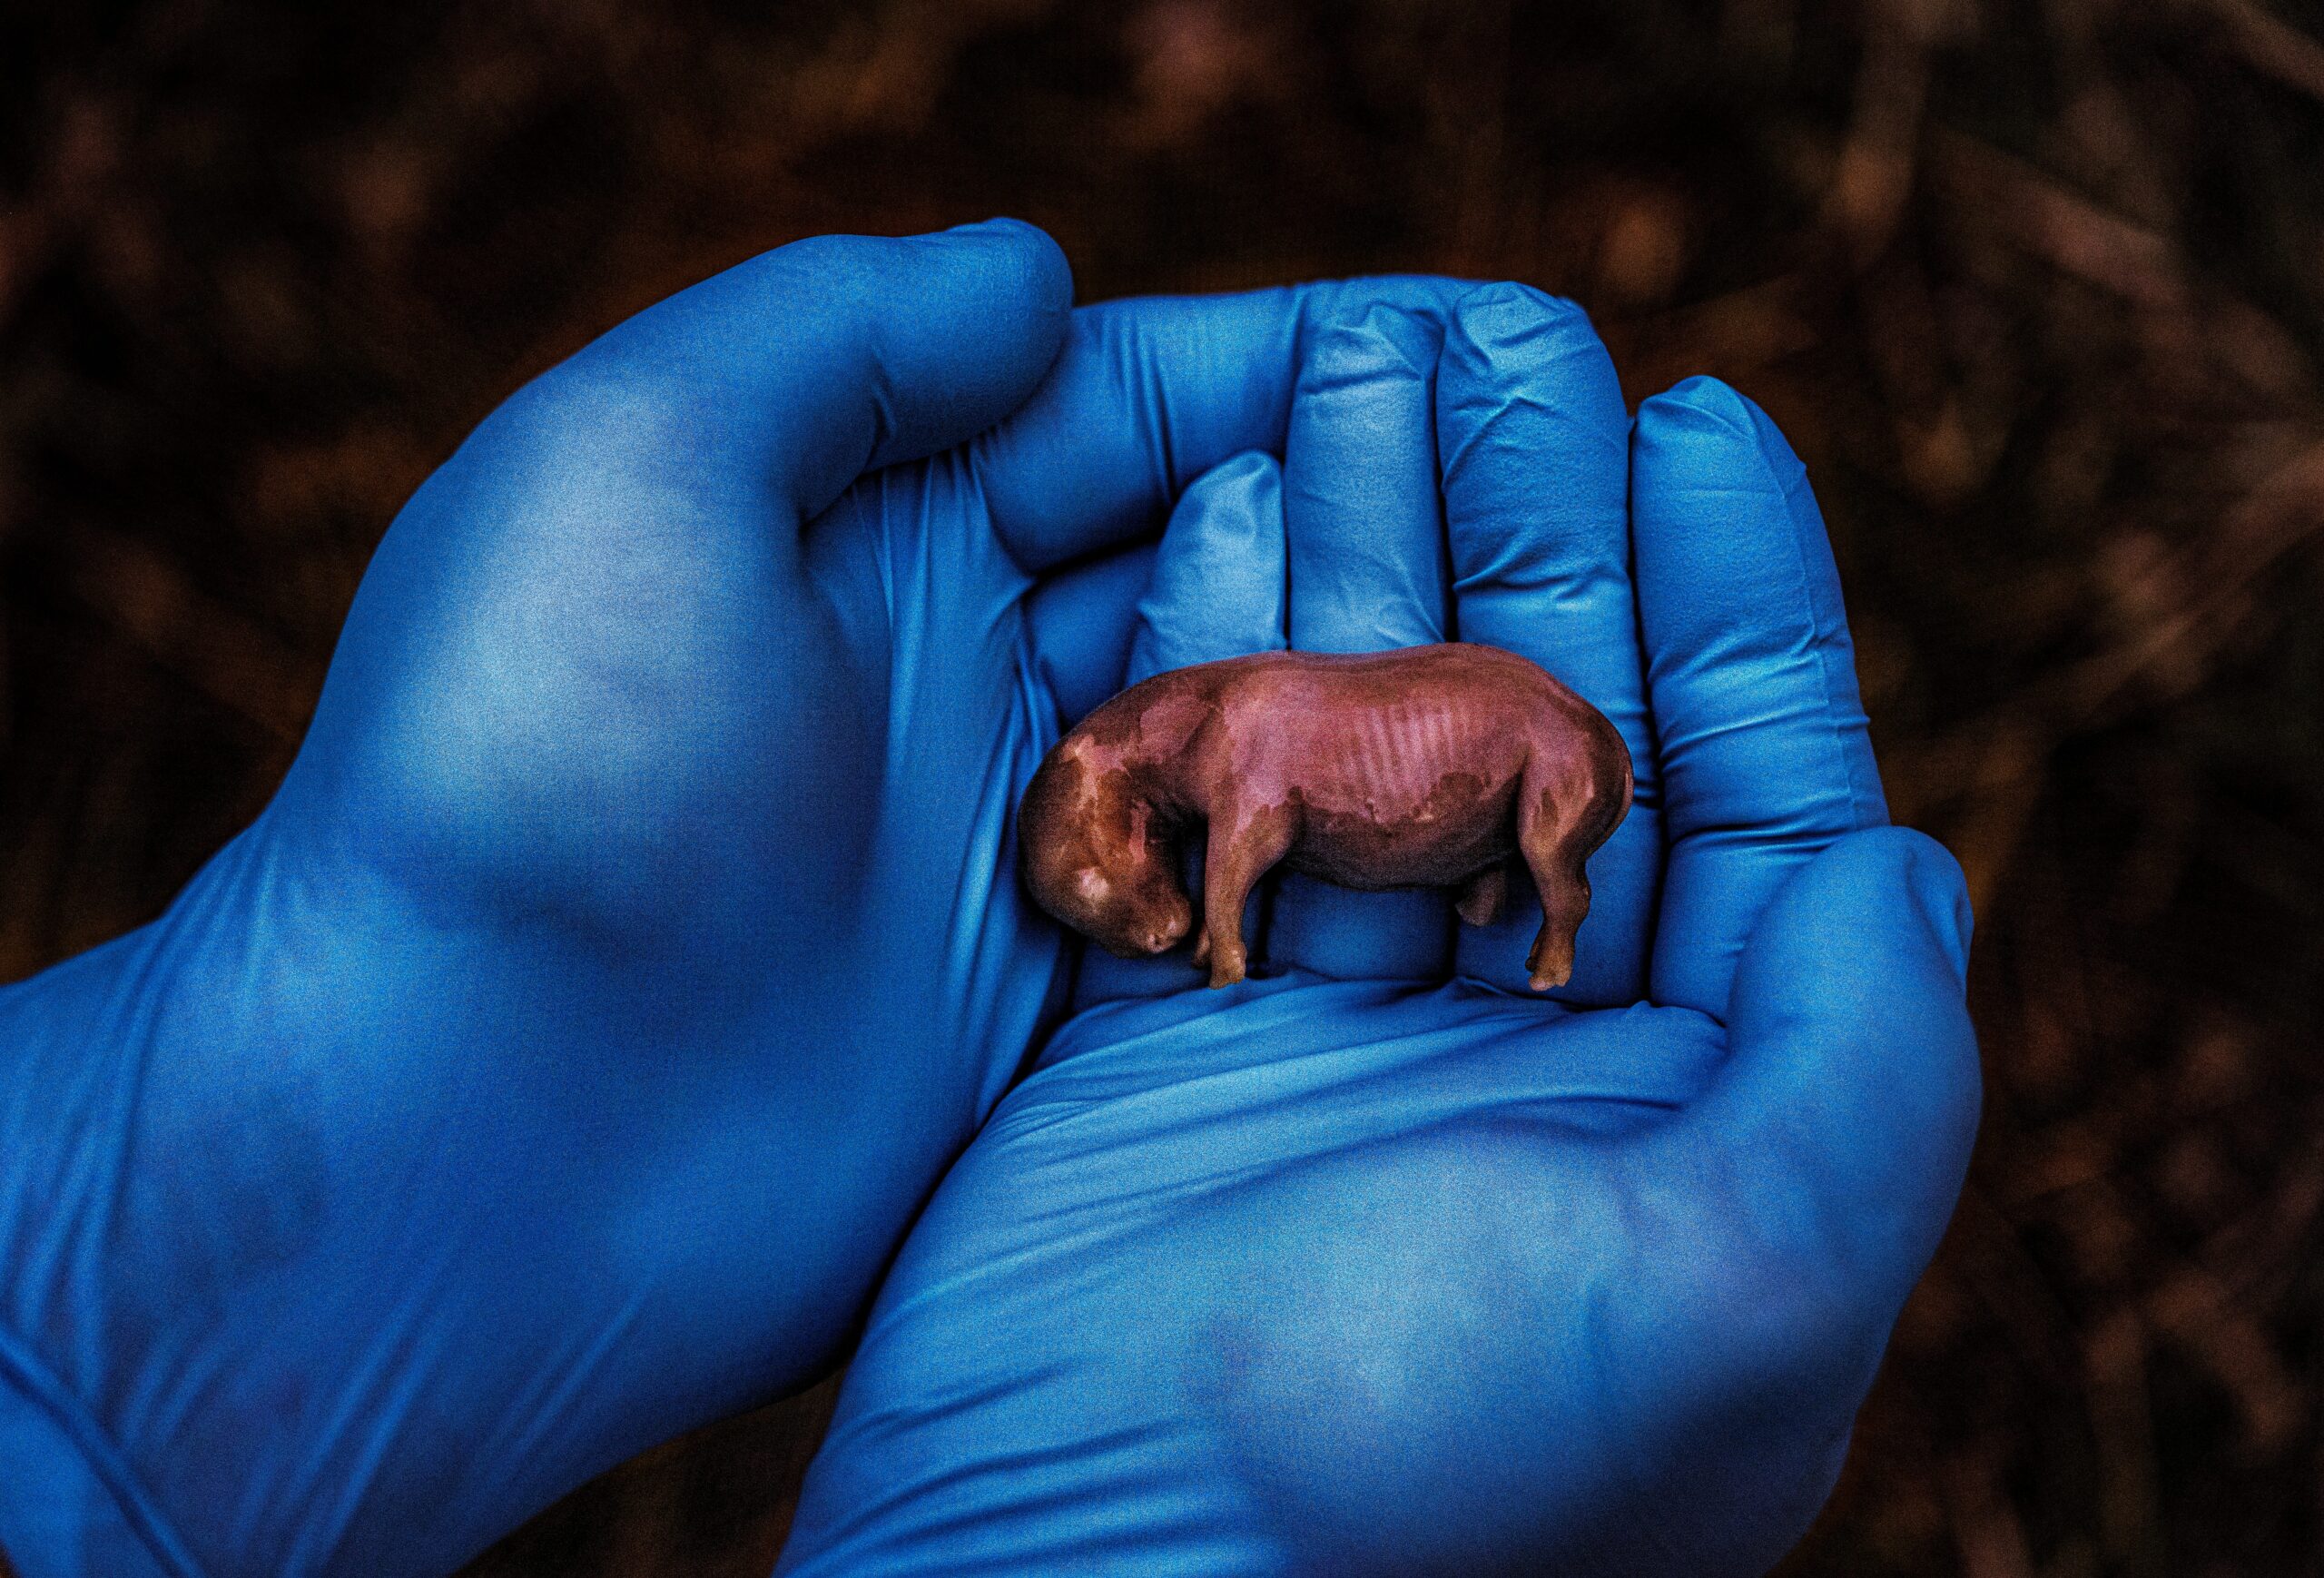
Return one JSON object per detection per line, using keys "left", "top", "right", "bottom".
{"left": 4, "top": 0, "right": 2322, "bottom": 1573}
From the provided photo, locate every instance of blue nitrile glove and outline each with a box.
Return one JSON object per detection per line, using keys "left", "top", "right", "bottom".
{"left": 0, "top": 222, "right": 1477, "bottom": 1578}
{"left": 775, "top": 290, "right": 1984, "bottom": 1576}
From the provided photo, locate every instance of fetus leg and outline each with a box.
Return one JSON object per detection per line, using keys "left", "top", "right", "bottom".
{"left": 1453, "top": 862, "right": 1513, "bottom": 927}
{"left": 1515, "top": 763, "right": 1598, "bottom": 992}
{"left": 1198, "top": 801, "right": 1296, "bottom": 988}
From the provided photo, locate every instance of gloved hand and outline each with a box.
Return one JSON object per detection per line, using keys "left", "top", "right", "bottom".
{"left": 774, "top": 291, "right": 1984, "bottom": 1575}
{"left": 0, "top": 221, "right": 1472, "bottom": 1578}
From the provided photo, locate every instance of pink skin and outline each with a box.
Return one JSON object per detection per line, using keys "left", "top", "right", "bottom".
{"left": 1018, "top": 644, "right": 1631, "bottom": 991}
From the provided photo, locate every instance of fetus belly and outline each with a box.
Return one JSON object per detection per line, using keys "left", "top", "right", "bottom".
{"left": 1283, "top": 767, "right": 1520, "bottom": 890}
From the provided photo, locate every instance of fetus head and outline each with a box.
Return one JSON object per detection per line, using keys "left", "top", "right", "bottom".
{"left": 1019, "top": 742, "right": 1193, "bottom": 959}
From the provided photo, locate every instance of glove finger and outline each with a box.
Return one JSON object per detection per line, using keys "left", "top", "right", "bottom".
{"left": 1632, "top": 827, "right": 1978, "bottom": 1410}
{"left": 1435, "top": 282, "right": 1652, "bottom": 1006}
{"left": 1631, "top": 378, "right": 1888, "bottom": 1020}
{"left": 1265, "top": 304, "right": 1457, "bottom": 984}
{"left": 1076, "top": 452, "right": 1289, "bottom": 1007}
{"left": 1022, "top": 539, "right": 1159, "bottom": 730}
{"left": 1127, "top": 451, "right": 1288, "bottom": 685}
{"left": 1019, "top": 451, "right": 1286, "bottom": 733}
{"left": 977, "top": 278, "right": 1472, "bottom": 575}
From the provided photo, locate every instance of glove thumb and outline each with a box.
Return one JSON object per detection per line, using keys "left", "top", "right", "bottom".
{"left": 1669, "top": 825, "right": 1982, "bottom": 1314}
{"left": 524, "top": 217, "right": 1072, "bottom": 527}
